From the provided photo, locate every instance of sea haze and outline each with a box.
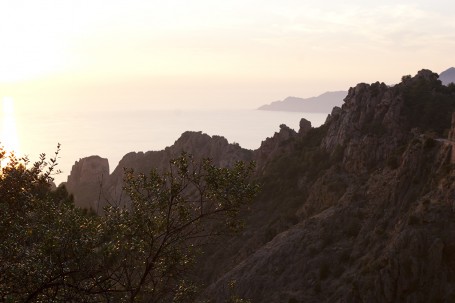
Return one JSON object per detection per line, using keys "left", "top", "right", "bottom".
{"left": 16, "top": 109, "right": 327, "bottom": 185}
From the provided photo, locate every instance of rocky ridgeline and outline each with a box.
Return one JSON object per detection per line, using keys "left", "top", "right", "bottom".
{"left": 254, "top": 119, "right": 311, "bottom": 172}
{"left": 66, "top": 121, "right": 314, "bottom": 211}
{"left": 322, "top": 81, "right": 406, "bottom": 173}
{"left": 66, "top": 131, "right": 254, "bottom": 211}
{"left": 65, "top": 70, "right": 455, "bottom": 302}
{"left": 322, "top": 69, "right": 449, "bottom": 174}
{"left": 200, "top": 70, "right": 455, "bottom": 302}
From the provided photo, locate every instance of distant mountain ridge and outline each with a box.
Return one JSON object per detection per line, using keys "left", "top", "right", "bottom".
{"left": 439, "top": 67, "right": 455, "bottom": 85}
{"left": 258, "top": 91, "right": 347, "bottom": 113}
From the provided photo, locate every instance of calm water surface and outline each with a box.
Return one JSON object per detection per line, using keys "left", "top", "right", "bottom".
{"left": 15, "top": 109, "right": 327, "bottom": 185}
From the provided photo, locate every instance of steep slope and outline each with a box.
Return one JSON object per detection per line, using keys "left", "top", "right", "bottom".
{"left": 199, "top": 70, "right": 455, "bottom": 302}
{"left": 258, "top": 91, "right": 347, "bottom": 113}
{"left": 65, "top": 69, "right": 455, "bottom": 303}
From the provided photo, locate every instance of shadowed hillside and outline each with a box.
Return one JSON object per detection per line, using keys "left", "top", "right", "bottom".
{"left": 66, "top": 69, "right": 455, "bottom": 302}
{"left": 199, "top": 69, "right": 455, "bottom": 302}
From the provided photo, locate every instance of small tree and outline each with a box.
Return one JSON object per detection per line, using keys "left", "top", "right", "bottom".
{"left": 97, "top": 153, "right": 259, "bottom": 302}
{"left": 0, "top": 149, "right": 258, "bottom": 303}
{"left": 0, "top": 146, "right": 105, "bottom": 302}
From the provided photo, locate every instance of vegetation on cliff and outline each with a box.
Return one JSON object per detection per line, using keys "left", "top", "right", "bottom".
{"left": 401, "top": 71, "right": 455, "bottom": 136}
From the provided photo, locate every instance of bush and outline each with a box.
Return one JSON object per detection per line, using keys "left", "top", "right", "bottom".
{"left": 0, "top": 150, "right": 259, "bottom": 302}
{"left": 401, "top": 74, "right": 455, "bottom": 136}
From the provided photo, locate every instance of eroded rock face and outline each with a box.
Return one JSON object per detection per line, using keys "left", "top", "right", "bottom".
{"left": 321, "top": 81, "right": 407, "bottom": 174}
{"left": 254, "top": 124, "right": 298, "bottom": 173}
{"left": 66, "top": 156, "right": 109, "bottom": 210}
{"left": 67, "top": 132, "right": 253, "bottom": 211}
{"left": 299, "top": 118, "right": 312, "bottom": 135}
{"left": 65, "top": 69, "right": 455, "bottom": 302}
{"left": 199, "top": 70, "right": 455, "bottom": 302}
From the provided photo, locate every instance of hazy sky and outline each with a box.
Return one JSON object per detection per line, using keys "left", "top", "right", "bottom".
{"left": 1, "top": 0, "right": 454, "bottom": 112}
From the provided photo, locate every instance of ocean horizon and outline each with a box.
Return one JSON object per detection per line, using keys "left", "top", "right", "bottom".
{"left": 14, "top": 109, "right": 328, "bottom": 185}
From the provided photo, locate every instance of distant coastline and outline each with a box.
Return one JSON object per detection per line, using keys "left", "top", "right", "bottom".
{"left": 257, "top": 68, "right": 455, "bottom": 114}
{"left": 258, "top": 91, "right": 347, "bottom": 113}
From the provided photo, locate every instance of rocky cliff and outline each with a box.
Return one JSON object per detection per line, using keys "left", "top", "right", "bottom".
{"left": 66, "top": 131, "right": 253, "bottom": 211}
{"left": 198, "top": 70, "right": 455, "bottom": 302}
{"left": 65, "top": 156, "right": 109, "bottom": 210}
{"left": 254, "top": 120, "right": 310, "bottom": 173}
{"left": 65, "top": 69, "right": 455, "bottom": 302}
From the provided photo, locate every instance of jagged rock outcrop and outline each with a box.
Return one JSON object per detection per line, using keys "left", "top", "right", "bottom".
{"left": 65, "top": 69, "right": 455, "bottom": 303}
{"left": 65, "top": 156, "right": 109, "bottom": 210}
{"left": 321, "top": 81, "right": 408, "bottom": 174}
{"left": 254, "top": 119, "right": 312, "bottom": 173}
{"left": 254, "top": 124, "right": 297, "bottom": 172}
{"left": 66, "top": 132, "right": 253, "bottom": 211}
{"left": 299, "top": 117, "right": 312, "bottom": 135}
{"left": 199, "top": 69, "right": 455, "bottom": 302}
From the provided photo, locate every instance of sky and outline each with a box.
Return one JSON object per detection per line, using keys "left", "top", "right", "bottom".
{"left": 0, "top": 0, "right": 455, "bottom": 113}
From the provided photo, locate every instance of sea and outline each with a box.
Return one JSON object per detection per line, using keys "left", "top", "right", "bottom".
{"left": 14, "top": 109, "right": 328, "bottom": 185}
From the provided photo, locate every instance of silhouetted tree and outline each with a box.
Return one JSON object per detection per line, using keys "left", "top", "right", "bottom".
{"left": 0, "top": 148, "right": 258, "bottom": 303}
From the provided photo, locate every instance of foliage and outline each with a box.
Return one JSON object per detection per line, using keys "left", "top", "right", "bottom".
{"left": 401, "top": 73, "right": 455, "bottom": 136}
{"left": 1, "top": 147, "right": 107, "bottom": 302}
{"left": 99, "top": 153, "right": 258, "bottom": 302}
{"left": 0, "top": 149, "right": 258, "bottom": 303}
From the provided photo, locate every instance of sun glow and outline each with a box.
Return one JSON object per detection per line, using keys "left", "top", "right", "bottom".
{"left": 1, "top": 97, "right": 20, "bottom": 157}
